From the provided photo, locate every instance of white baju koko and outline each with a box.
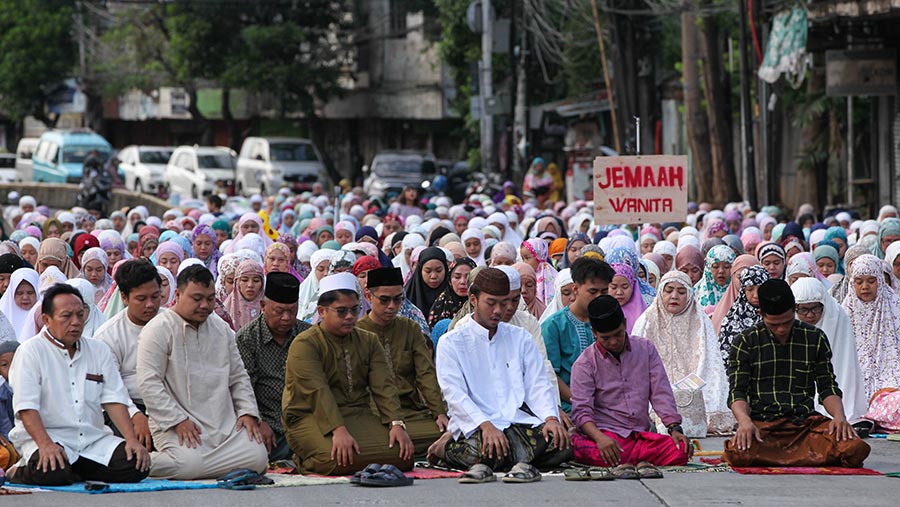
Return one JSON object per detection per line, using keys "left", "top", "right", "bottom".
{"left": 95, "top": 309, "right": 160, "bottom": 404}
{"left": 8, "top": 333, "right": 131, "bottom": 468}
{"left": 436, "top": 319, "right": 559, "bottom": 439}
{"left": 137, "top": 311, "right": 267, "bottom": 480}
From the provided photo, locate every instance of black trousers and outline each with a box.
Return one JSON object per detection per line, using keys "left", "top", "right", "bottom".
{"left": 10, "top": 442, "right": 148, "bottom": 486}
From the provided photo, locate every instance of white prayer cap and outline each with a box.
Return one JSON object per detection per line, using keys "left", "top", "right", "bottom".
{"left": 177, "top": 258, "right": 205, "bottom": 275}
{"left": 250, "top": 194, "right": 263, "bottom": 203}
{"left": 496, "top": 265, "right": 521, "bottom": 291}
{"left": 319, "top": 272, "right": 358, "bottom": 296}
{"left": 8, "top": 191, "right": 19, "bottom": 202}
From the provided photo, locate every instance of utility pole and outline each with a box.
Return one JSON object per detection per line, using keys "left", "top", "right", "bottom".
{"left": 589, "top": 0, "right": 621, "bottom": 154}
{"left": 481, "top": 0, "right": 494, "bottom": 174}
{"left": 512, "top": 10, "right": 527, "bottom": 185}
{"left": 738, "top": 0, "right": 757, "bottom": 209}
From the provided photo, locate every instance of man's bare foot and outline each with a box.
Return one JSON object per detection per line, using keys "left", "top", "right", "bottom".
{"left": 426, "top": 432, "right": 453, "bottom": 464}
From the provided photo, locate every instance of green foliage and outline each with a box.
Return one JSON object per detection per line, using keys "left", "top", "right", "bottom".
{"left": 0, "top": 0, "right": 76, "bottom": 123}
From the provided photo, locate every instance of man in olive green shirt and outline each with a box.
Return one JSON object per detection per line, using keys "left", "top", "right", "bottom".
{"left": 282, "top": 273, "right": 414, "bottom": 475}
{"left": 357, "top": 267, "right": 447, "bottom": 455}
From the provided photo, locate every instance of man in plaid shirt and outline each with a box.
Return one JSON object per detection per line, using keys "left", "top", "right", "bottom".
{"left": 723, "top": 279, "right": 870, "bottom": 467}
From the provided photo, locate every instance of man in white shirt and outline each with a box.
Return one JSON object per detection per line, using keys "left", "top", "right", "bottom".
{"left": 8, "top": 284, "right": 150, "bottom": 485}
{"left": 434, "top": 268, "right": 569, "bottom": 475}
{"left": 95, "top": 259, "right": 162, "bottom": 449}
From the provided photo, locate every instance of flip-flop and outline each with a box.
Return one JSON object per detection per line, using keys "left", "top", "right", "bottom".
{"left": 589, "top": 467, "right": 615, "bottom": 481}
{"left": 853, "top": 420, "right": 874, "bottom": 439}
{"left": 563, "top": 468, "right": 591, "bottom": 481}
{"left": 358, "top": 464, "right": 414, "bottom": 487}
{"left": 217, "top": 468, "right": 261, "bottom": 490}
{"left": 459, "top": 464, "right": 496, "bottom": 484}
{"left": 611, "top": 464, "right": 640, "bottom": 480}
{"left": 636, "top": 461, "right": 663, "bottom": 479}
{"left": 351, "top": 463, "right": 382, "bottom": 485}
{"left": 502, "top": 462, "right": 542, "bottom": 483}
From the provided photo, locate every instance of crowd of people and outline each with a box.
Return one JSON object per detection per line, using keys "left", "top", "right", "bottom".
{"left": 1, "top": 177, "right": 896, "bottom": 486}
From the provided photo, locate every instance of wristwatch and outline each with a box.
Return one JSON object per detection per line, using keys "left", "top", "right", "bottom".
{"left": 667, "top": 424, "right": 684, "bottom": 435}
{"left": 391, "top": 420, "right": 407, "bottom": 430}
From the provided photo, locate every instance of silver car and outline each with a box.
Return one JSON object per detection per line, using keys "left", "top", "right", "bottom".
{"left": 236, "top": 137, "right": 326, "bottom": 195}
{"left": 363, "top": 151, "right": 438, "bottom": 198}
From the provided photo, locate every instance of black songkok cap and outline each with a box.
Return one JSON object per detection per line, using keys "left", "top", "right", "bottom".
{"left": 758, "top": 278, "right": 796, "bottom": 315}
{"left": 472, "top": 267, "right": 510, "bottom": 296}
{"left": 367, "top": 267, "right": 403, "bottom": 289}
{"left": 0, "top": 253, "right": 24, "bottom": 275}
{"left": 588, "top": 295, "right": 625, "bottom": 332}
{"left": 265, "top": 272, "right": 300, "bottom": 304}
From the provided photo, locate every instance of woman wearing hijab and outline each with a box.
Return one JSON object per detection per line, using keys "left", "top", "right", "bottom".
{"left": 22, "top": 265, "right": 68, "bottom": 338}
{"left": 154, "top": 241, "right": 185, "bottom": 280}
{"left": 156, "top": 265, "right": 176, "bottom": 308}
{"left": 513, "top": 262, "right": 547, "bottom": 320}
{"left": 264, "top": 242, "right": 302, "bottom": 281}
{"left": 191, "top": 224, "right": 221, "bottom": 278}
{"left": 405, "top": 246, "right": 449, "bottom": 316}
{"left": 79, "top": 247, "right": 113, "bottom": 304}
{"left": 756, "top": 241, "right": 786, "bottom": 280}
{"left": 608, "top": 263, "right": 646, "bottom": 334}
{"left": 520, "top": 238, "right": 557, "bottom": 304}
{"left": 98, "top": 230, "right": 128, "bottom": 270}
{"left": 841, "top": 254, "right": 900, "bottom": 400}
{"left": 0, "top": 267, "right": 39, "bottom": 341}
{"left": 356, "top": 226, "right": 393, "bottom": 267}
{"left": 790, "top": 278, "right": 868, "bottom": 423}
{"left": 66, "top": 278, "right": 108, "bottom": 338}
{"left": 393, "top": 233, "right": 425, "bottom": 278}
{"left": 72, "top": 233, "right": 100, "bottom": 270}
{"left": 558, "top": 233, "right": 589, "bottom": 270}
{"left": 297, "top": 249, "right": 336, "bottom": 322}
{"left": 427, "top": 257, "right": 476, "bottom": 327}
{"left": 632, "top": 271, "right": 732, "bottom": 433}
{"left": 710, "top": 255, "right": 759, "bottom": 333}
{"left": 694, "top": 245, "right": 736, "bottom": 313}
{"left": 875, "top": 218, "right": 900, "bottom": 259}
{"left": 37, "top": 238, "right": 80, "bottom": 277}
{"left": 224, "top": 258, "right": 265, "bottom": 331}
{"left": 539, "top": 268, "right": 575, "bottom": 324}
{"left": 605, "top": 246, "right": 656, "bottom": 306}
{"left": 717, "top": 265, "right": 770, "bottom": 366}
{"left": 461, "top": 229, "right": 486, "bottom": 267}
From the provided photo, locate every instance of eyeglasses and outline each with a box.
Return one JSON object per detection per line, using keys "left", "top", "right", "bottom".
{"left": 323, "top": 305, "right": 360, "bottom": 318}
{"left": 795, "top": 305, "right": 824, "bottom": 317}
{"left": 375, "top": 295, "right": 405, "bottom": 305}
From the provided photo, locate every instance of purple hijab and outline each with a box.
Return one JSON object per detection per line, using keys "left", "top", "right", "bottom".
{"left": 192, "top": 224, "right": 221, "bottom": 277}
{"left": 611, "top": 262, "right": 647, "bottom": 334}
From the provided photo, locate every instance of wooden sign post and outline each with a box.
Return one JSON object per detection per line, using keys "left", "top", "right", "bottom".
{"left": 593, "top": 155, "right": 688, "bottom": 225}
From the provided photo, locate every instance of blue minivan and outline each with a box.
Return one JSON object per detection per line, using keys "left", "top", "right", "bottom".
{"left": 31, "top": 129, "right": 112, "bottom": 183}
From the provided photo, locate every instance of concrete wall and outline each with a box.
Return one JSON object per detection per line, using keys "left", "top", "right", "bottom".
{"left": 0, "top": 183, "right": 172, "bottom": 217}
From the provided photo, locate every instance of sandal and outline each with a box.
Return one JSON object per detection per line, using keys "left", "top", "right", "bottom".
{"left": 217, "top": 468, "right": 262, "bottom": 490}
{"left": 563, "top": 468, "right": 591, "bottom": 481}
{"left": 636, "top": 462, "right": 663, "bottom": 479}
{"left": 459, "top": 464, "right": 496, "bottom": 484}
{"left": 502, "top": 462, "right": 542, "bottom": 484}
{"left": 611, "top": 464, "right": 640, "bottom": 480}
{"left": 853, "top": 420, "right": 874, "bottom": 439}
{"left": 358, "top": 464, "right": 414, "bottom": 487}
{"left": 589, "top": 467, "right": 615, "bottom": 481}
{"left": 351, "top": 463, "right": 382, "bottom": 485}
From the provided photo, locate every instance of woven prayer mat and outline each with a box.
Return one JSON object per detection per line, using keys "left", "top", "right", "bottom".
{"left": 730, "top": 466, "right": 882, "bottom": 476}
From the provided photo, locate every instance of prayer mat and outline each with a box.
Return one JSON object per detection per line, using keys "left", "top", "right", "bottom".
{"left": 8, "top": 479, "right": 219, "bottom": 494}
{"left": 730, "top": 466, "right": 882, "bottom": 476}
{"left": 0, "top": 487, "right": 32, "bottom": 495}
{"left": 260, "top": 474, "right": 350, "bottom": 487}
{"left": 659, "top": 462, "right": 732, "bottom": 473}
{"left": 407, "top": 468, "right": 463, "bottom": 479}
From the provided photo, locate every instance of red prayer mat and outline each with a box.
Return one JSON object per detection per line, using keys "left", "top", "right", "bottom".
{"left": 731, "top": 466, "right": 882, "bottom": 476}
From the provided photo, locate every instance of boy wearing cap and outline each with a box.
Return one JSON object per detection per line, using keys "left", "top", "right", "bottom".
{"left": 356, "top": 267, "right": 447, "bottom": 456}
{"left": 435, "top": 267, "right": 569, "bottom": 477}
{"left": 569, "top": 295, "right": 691, "bottom": 475}
{"left": 282, "top": 272, "right": 415, "bottom": 475}
{"left": 236, "top": 272, "right": 311, "bottom": 461}
{"left": 724, "top": 279, "right": 870, "bottom": 467}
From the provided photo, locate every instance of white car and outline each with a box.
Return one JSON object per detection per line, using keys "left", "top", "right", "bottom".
{"left": 118, "top": 145, "right": 173, "bottom": 194}
{"left": 0, "top": 154, "right": 15, "bottom": 182}
{"left": 164, "top": 145, "right": 237, "bottom": 199}
{"left": 14, "top": 137, "right": 38, "bottom": 182}
{"left": 236, "top": 137, "right": 327, "bottom": 196}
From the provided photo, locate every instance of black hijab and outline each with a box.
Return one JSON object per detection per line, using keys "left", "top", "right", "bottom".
{"left": 406, "top": 246, "right": 449, "bottom": 316}
{"left": 427, "top": 257, "right": 477, "bottom": 327}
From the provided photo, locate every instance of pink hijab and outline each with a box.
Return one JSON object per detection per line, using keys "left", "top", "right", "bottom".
{"left": 611, "top": 262, "right": 647, "bottom": 334}
{"left": 224, "top": 259, "right": 265, "bottom": 330}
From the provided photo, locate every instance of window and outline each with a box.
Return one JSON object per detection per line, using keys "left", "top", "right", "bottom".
{"left": 62, "top": 147, "right": 109, "bottom": 164}
{"left": 139, "top": 150, "right": 172, "bottom": 164}
{"left": 270, "top": 143, "right": 318, "bottom": 162}
{"left": 198, "top": 154, "right": 235, "bottom": 170}
{"left": 389, "top": 0, "right": 407, "bottom": 37}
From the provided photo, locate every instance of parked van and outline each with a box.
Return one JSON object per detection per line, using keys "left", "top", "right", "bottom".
{"left": 32, "top": 129, "right": 112, "bottom": 183}
{"left": 15, "top": 137, "right": 39, "bottom": 182}
{"left": 236, "top": 137, "right": 326, "bottom": 195}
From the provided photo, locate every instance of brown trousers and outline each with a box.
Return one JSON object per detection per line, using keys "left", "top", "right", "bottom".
{"left": 723, "top": 415, "right": 871, "bottom": 468}
{"left": 10, "top": 442, "right": 149, "bottom": 486}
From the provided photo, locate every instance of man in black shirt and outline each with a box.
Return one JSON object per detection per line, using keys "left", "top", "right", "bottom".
{"left": 724, "top": 279, "right": 870, "bottom": 467}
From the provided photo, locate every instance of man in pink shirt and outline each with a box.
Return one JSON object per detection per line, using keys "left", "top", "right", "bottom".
{"left": 569, "top": 295, "right": 692, "bottom": 478}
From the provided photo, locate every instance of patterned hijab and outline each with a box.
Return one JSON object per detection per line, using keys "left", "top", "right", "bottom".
{"left": 841, "top": 254, "right": 900, "bottom": 399}
{"left": 522, "top": 238, "right": 557, "bottom": 304}
{"left": 605, "top": 246, "right": 656, "bottom": 305}
{"left": 224, "top": 259, "right": 265, "bottom": 330}
{"left": 711, "top": 254, "right": 759, "bottom": 333}
{"left": 756, "top": 242, "right": 786, "bottom": 279}
{"left": 694, "top": 245, "right": 736, "bottom": 309}
{"left": 192, "top": 224, "right": 221, "bottom": 277}
{"left": 611, "top": 262, "right": 646, "bottom": 334}
{"left": 718, "top": 265, "right": 770, "bottom": 365}
{"left": 427, "top": 257, "right": 477, "bottom": 327}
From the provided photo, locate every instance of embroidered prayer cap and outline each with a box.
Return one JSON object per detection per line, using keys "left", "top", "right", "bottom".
{"left": 496, "top": 265, "right": 521, "bottom": 291}
{"left": 367, "top": 267, "right": 403, "bottom": 289}
{"left": 0, "top": 253, "right": 25, "bottom": 274}
{"left": 471, "top": 267, "right": 509, "bottom": 296}
{"left": 757, "top": 278, "right": 795, "bottom": 315}
{"left": 265, "top": 272, "right": 300, "bottom": 304}
{"left": 319, "top": 272, "right": 358, "bottom": 297}
{"left": 588, "top": 295, "right": 625, "bottom": 332}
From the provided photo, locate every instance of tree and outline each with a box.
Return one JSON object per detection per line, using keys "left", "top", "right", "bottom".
{"left": 681, "top": 0, "right": 714, "bottom": 203}
{"left": 0, "top": 0, "right": 76, "bottom": 126}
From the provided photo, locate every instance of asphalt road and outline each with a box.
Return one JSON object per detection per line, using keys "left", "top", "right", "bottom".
{"left": 8, "top": 437, "right": 900, "bottom": 507}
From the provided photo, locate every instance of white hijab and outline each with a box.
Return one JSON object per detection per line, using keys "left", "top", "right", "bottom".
{"left": 298, "top": 249, "right": 336, "bottom": 322}
{"left": 461, "top": 229, "right": 486, "bottom": 266}
{"left": 67, "top": 278, "right": 108, "bottom": 338}
{"left": 0, "top": 268, "right": 39, "bottom": 341}
{"left": 539, "top": 268, "right": 574, "bottom": 323}
{"left": 393, "top": 233, "right": 425, "bottom": 279}
{"left": 792, "top": 277, "right": 868, "bottom": 422}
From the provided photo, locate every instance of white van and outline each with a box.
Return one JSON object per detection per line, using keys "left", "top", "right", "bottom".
{"left": 236, "top": 137, "right": 326, "bottom": 196}
{"left": 15, "top": 138, "right": 39, "bottom": 182}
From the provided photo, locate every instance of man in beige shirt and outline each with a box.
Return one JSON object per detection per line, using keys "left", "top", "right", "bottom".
{"left": 137, "top": 265, "right": 267, "bottom": 480}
